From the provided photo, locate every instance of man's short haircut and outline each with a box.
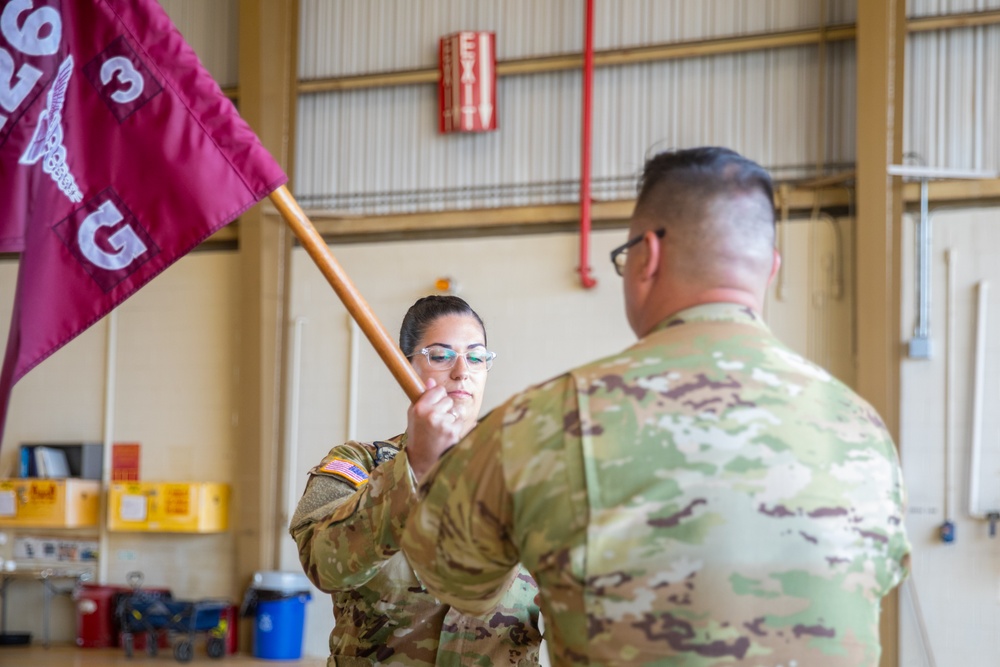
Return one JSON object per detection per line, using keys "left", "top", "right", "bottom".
{"left": 636, "top": 146, "right": 775, "bottom": 228}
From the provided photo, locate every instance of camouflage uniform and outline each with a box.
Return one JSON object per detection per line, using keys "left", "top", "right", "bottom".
{"left": 290, "top": 433, "right": 542, "bottom": 667}
{"left": 402, "top": 303, "right": 911, "bottom": 666}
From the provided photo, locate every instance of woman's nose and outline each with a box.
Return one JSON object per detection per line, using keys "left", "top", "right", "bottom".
{"left": 451, "top": 356, "right": 470, "bottom": 378}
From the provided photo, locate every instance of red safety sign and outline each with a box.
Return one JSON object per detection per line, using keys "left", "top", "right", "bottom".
{"left": 438, "top": 32, "right": 497, "bottom": 133}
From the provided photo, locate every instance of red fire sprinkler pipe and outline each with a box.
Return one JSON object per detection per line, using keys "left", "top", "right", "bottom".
{"left": 578, "top": 0, "right": 598, "bottom": 289}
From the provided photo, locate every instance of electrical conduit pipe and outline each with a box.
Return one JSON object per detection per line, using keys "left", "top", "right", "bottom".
{"left": 578, "top": 0, "right": 597, "bottom": 289}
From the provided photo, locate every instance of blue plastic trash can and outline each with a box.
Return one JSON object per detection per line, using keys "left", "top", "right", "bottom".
{"left": 245, "top": 571, "right": 312, "bottom": 660}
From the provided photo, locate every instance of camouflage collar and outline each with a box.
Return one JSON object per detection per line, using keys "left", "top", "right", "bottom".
{"left": 653, "top": 302, "right": 769, "bottom": 333}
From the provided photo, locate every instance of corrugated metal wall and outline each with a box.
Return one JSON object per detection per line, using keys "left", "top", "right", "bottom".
{"left": 155, "top": 1, "right": 998, "bottom": 213}
{"left": 295, "top": 53, "right": 851, "bottom": 214}
{"left": 906, "top": 0, "right": 1000, "bottom": 174}
{"left": 159, "top": 0, "right": 239, "bottom": 87}
{"left": 297, "top": 0, "right": 855, "bottom": 77}
{"left": 294, "top": 0, "right": 863, "bottom": 213}
{"left": 293, "top": 0, "right": 1000, "bottom": 216}
{"left": 910, "top": 0, "right": 1000, "bottom": 16}
{"left": 906, "top": 24, "right": 1000, "bottom": 172}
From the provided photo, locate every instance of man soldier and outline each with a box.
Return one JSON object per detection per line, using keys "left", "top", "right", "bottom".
{"left": 401, "top": 146, "right": 911, "bottom": 666}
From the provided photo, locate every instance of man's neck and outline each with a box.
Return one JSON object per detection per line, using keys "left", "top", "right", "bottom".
{"left": 638, "top": 287, "right": 762, "bottom": 337}
{"left": 684, "top": 288, "right": 761, "bottom": 312}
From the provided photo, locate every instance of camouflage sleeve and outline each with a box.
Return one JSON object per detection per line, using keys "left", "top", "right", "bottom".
{"left": 884, "top": 438, "right": 912, "bottom": 582}
{"left": 290, "top": 439, "right": 418, "bottom": 592}
{"left": 401, "top": 408, "right": 521, "bottom": 617}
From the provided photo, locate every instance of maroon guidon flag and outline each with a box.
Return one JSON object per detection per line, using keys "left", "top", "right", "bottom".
{"left": 0, "top": 0, "right": 287, "bottom": 441}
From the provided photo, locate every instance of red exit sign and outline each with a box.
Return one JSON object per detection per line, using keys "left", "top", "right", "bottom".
{"left": 439, "top": 32, "right": 496, "bottom": 133}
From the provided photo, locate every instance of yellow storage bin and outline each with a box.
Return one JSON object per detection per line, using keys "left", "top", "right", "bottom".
{"left": 0, "top": 478, "right": 101, "bottom": 528}
{"left": 108, "top": 481, "right": 230, "bottom": 533}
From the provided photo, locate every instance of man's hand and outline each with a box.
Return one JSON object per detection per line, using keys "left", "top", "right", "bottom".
{"left": 405, "top": 378, "right": 464, "bottom": 482}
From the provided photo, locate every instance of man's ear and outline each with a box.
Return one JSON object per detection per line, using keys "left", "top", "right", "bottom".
{"left": 640, "top": 229, "right": 662, "bottom": 280}
{"left": 768, "top": 248, "right": 782, "bottom": 285}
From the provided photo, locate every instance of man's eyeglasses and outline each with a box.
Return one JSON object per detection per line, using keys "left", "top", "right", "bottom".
{"left": 414, "top": 346, "right": 497, "bottom": 371}
{"left": 610, "top": 228, "right": 666, "bottom": 276}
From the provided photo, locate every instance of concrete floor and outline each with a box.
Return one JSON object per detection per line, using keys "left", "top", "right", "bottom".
{"left": 0, "top": 643, "right": 327, "bottom": 666}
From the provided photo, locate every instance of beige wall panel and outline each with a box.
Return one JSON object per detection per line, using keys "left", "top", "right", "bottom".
{"left": 899, "top": 205, "right": 1000, "bottom": 667}
{"left": 111, "top": 252, "right": 240, "bottom": 482}
{"left": 765, "top": 216, "right": 855, "bottom": 387}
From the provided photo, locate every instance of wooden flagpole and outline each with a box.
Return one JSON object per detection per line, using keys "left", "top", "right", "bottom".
{"left": 269, "top": 185, "right": 425, "bottom": 402}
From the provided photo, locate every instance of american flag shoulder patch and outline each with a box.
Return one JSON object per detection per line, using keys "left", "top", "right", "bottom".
{"left": 320, "top": 458, "right": 369, "bottom": 487}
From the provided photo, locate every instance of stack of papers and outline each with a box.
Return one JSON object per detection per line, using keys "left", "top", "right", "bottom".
{"left": 34, "top": 446, "right": 71, "bottom": 478}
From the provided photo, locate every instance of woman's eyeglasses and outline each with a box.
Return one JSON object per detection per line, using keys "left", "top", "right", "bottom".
{"left": 414, "top": 346, "right": 496, "bottom": 371}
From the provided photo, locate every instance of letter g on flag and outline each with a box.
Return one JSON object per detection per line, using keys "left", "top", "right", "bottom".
{"left": 54, "top": 188, "right": 159, "bottom": 293}
{"left": 77, "top": 199, "right": 148, "bottom": 272}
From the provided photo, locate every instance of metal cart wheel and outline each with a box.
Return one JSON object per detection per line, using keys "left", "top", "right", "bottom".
{"left": 122, "top": 633, "right": 134, "bottom": 658}
{"left": 206, "top": 636, "right": 226, "bottom": 659}
{"left": 173, "top": 638, "right": 194, "bottom": 663}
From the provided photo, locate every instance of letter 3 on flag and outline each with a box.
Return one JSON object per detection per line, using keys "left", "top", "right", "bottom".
{"left": 0, "top": 0, "right": 288, "bottom": 443}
